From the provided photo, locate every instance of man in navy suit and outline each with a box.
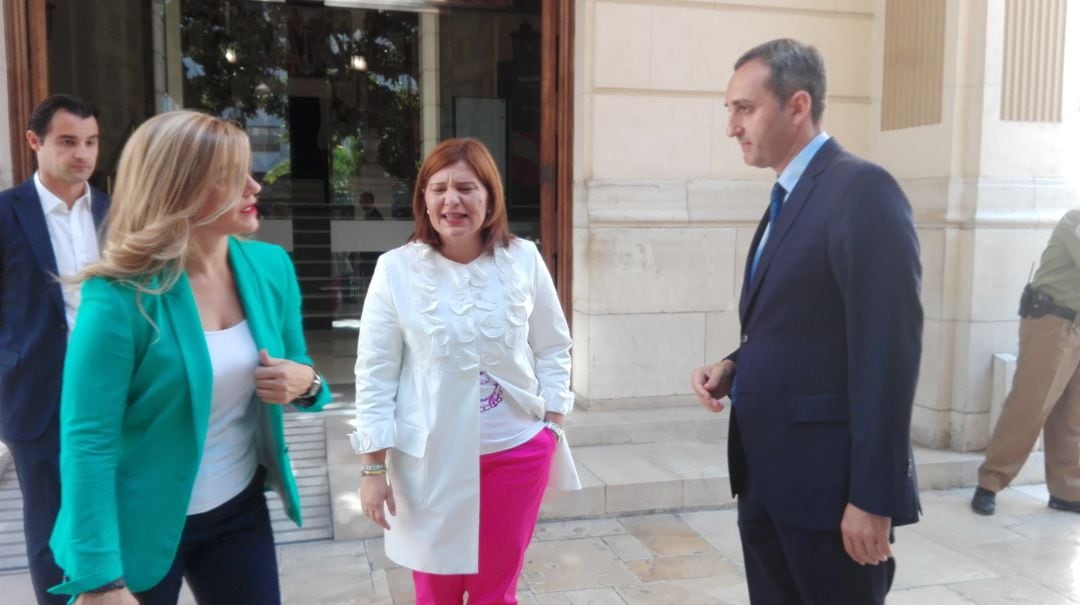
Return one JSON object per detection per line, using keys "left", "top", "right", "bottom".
{"left": 0, "top": 94, "right": 108, "bottom": 604}
{"left": 691, "top": 39, "right": 922, "bottom": 604}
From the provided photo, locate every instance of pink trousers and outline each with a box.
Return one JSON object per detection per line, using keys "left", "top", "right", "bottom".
{"left": 413, "top": 428, "right": 556, "bottom": 604}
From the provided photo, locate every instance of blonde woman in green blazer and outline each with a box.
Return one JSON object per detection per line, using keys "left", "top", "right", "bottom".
{"left": 47, "top": 111, "right": 329, "bottom": 605}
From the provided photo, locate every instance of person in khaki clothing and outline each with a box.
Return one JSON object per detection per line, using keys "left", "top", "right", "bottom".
{"left": 971, "top": 210, "right": 1080, "bottom": 515}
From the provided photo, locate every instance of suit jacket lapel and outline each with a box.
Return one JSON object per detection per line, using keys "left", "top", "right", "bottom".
{"left": 164, "top": 240, "right": 277, "bottom": 448}
{"left": 11, "top": 180, "right": 65, "bottom": 320}
{"left": 740, "top": 139, "right": 841, "bottom": 324}
{"left": 162, "top": 273, "right": 214, "bottom": 451}
{"left": 739, "top": 210, "right": 771, "bottom": 319}
{"left": 91, "top": 188, "right": 108, "bottom": 230}
{"left": 228, "top": 238, "right": 286, "bottom": 436}
{"left": 228, "top": 238, "right": 274, "bottom": 356}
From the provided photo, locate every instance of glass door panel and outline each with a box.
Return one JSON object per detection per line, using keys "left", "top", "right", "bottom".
{"left": 170, "top": 1, "right": 543, "bottom": 383}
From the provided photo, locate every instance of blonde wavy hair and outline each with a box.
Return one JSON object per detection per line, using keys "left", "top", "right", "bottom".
{"left": 79, "top": 110, "right": 251, "bottom": 293}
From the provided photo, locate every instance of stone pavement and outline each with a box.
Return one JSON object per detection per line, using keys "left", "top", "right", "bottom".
{"left": 0, "top": 484, "right": 1077, "bottom": 604}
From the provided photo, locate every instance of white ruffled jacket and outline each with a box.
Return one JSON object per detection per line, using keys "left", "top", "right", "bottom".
{"left": 350, "top": 238, "right": 580, "bottom": 574}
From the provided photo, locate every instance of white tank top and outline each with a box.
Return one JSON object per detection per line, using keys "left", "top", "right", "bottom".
{"left": 187, "top": 320, "right": 260, "bottom": 514}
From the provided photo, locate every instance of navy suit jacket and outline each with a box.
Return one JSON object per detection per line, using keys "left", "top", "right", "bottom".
{"left": 0, "top": 178, "right": 109, "bottom": 442}
{"left": 727, "top": 138, "right": 923, "bottom": 530}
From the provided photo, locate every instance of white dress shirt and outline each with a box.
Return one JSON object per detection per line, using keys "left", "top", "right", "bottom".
{"left": 34, "top": 172, "right": 101, "bottom": 331}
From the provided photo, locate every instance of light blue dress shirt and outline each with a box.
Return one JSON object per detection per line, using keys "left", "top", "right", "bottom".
{"left": 751, "top": 131, "right": 831, "bottom": 271}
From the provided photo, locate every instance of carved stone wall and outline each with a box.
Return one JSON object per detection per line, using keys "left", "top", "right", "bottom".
{"left": 881, "top": 0, "right": 946, "bottom": 130}
{"left": 1000, "top": 0, "right": 1067, "bottom": 122}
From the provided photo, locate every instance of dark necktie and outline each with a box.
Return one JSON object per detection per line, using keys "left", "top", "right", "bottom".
{"left": 768, "top": 182, "right": 786, "bottom": 226}
{"left": 750, "top": 182, "right": 787, "bottom": 280}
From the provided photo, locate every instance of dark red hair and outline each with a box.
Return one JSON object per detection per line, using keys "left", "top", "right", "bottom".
{"left": 410, "top": 138, "right": 512, "bottom": 255}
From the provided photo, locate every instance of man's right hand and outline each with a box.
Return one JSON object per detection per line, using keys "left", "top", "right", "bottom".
{"left": 75, "top": 588, "right": 138, "bottom": 605}
{"left": 691, "top": 359, "right": 735, "bottom": 412}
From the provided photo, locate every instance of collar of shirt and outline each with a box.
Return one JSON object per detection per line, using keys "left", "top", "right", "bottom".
{"left": 34, "top": 171, "right": 91, "bottom": 215}
{"left": 775, "top": 131, "right": 830, "bottom": 203}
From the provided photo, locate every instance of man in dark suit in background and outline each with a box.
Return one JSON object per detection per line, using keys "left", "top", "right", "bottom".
{"left": 0, "top": 94, "right": 108, "bottom": 604}
{"left": 690, "top": 39, "right": 923, "bottom": 604}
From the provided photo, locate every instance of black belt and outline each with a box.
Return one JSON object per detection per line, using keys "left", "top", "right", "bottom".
{"left": 1020, "top": 285, "right": 1077, "bottom": 322}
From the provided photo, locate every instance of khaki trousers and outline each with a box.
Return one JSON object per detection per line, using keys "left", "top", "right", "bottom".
{"left": 978, "top": 315, "right": 1080, "bottom": 501}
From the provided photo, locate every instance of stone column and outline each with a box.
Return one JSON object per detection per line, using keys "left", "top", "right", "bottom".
{"left": 419, "top": 13, "right": 439, "bottom": 157}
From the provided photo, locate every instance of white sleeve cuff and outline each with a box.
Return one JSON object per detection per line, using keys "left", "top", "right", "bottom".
{"left": 348, "top": 422, "right": 396, "bottom": 454}
{"left": 543, "top": 390, "right": 575, "bottom": 415}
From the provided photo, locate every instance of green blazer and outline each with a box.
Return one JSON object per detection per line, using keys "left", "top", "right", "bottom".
{"left": 49, "top": 238, "right": 330, "bottom": 596}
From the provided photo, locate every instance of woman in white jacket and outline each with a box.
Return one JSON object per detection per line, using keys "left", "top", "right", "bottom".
{"left": 351, "top": 138, "right": 580, "bottom": 604}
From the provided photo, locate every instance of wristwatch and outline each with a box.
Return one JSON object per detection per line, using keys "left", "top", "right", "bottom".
{"left": 293, "top": 367, "right": 322, "bottom": 408}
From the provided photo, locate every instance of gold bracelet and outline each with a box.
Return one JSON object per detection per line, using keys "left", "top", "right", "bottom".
{"left": 361, "top": 469, "right": 387, "bottom": 477}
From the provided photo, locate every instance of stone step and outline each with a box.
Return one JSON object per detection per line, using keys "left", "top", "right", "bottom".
{"left": 538, "top": 444, "right": 1047, "bottom": 522}
{"left": 324, "top": 413, "right": 1046, "bottom": 541}
{"left": 575, "top": 394, "right": 701, "bottom": 412}
{"left": 563, "top": 405, "right": 728, "bottom": 446}
{"left": 539, "top": 440, "right": 730, "bottom": 521}
{"left": 313, "top": 390, "right": 727, "bottom": 447}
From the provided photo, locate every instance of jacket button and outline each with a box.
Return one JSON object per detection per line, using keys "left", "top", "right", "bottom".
{"left": 741, "top": 334, "right": 749, "bottom": 344}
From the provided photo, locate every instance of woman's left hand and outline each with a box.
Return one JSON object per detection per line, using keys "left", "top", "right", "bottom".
{"left": 255, "top": 349, "right": 316, "bottom": 404}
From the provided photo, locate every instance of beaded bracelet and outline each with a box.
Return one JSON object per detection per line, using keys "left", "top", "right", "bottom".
{"left": 361, "top": 463, "right": 387, "bottom": 477}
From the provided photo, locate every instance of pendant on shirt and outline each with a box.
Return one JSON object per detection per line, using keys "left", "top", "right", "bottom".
{"left": 479, "top": 372, "right": 504, "bottom": 413}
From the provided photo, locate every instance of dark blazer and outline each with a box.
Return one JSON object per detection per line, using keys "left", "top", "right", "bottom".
{"left": 727, "top": 138, "right": 923, "bottom": 531}
{"left": 0, "top": 178, "right": 109, "bottom": 442}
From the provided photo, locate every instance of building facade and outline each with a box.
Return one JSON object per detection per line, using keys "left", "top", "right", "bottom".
{"left": 3, "top": 0, "right": 1078, "bottom": 453}
{"left": 570, "top": 0, "right": 1080, "bottom": 453}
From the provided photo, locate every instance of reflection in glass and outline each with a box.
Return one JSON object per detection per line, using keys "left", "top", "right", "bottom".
{"left": 171, "top": 1, "right": 541, "bottom": 335}
{"left": 178, "top": 1, "right": 420, "bottom": 327}
{"left": 50, "top": 0, "right": 547, "bottom": 380}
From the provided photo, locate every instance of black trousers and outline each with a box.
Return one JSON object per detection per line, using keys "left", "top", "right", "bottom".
{"left": 136, "top": 467, "right": 280, "bottom": 605}
{"left": 737, "top": 470, "right": 895, "bottom": 604}
{"left": 4, "top": 421, "right": 67, "bottom": 605}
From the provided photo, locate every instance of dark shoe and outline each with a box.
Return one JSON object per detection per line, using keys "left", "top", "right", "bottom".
{"left": 971, "top": 487, "right": 996, "bottom": 515}
{"left": 1048, "top": 496, "right": 1080, "bottom": 513}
